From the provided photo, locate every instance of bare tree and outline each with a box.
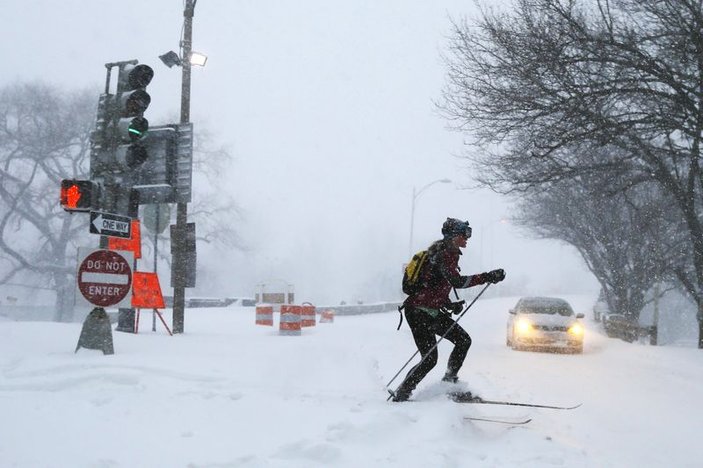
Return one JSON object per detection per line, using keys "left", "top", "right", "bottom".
{"left": 441, "top": 0, "right": 703, "bottom": 347}
{"left": 0, "top": 81, "right": 242, "bottom": 321}
{"left": 516, "top": 176, "right": 678, "bottom": 321}
{"left": 139, "top": 124, "right": 244, "bottom": 273}
{"left": 0, "top": 82, "right": 94, "bottom": 321}
{"left": 189, "top": 126, "right": 244, "bottom": 249}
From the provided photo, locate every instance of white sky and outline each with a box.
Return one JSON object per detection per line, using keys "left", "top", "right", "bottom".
{"left": 0, "top": 0, "right": 598, "bottom": 305}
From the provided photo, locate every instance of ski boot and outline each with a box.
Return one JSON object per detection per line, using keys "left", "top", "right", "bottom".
{"left": 442, "top": 374, "right": 459, "bottom": 384}
{"left": 442, "top": 371, "right": 463, "bottom": 384}
{"left": 388, "top": 387, "right": 412, "bottom": 402}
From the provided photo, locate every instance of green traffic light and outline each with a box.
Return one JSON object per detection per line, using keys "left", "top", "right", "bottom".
{"left": 122, "top": 116, "right": 148, "bottom": 142}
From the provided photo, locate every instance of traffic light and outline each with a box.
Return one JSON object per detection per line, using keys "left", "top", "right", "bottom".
{"left": 88, "top": 60, "right": 154, "bottom": 215}
{"left": 112, "top": 63, "right": 154, "bottom": 169}
{"left": 60, "top": 179, "right": 98, "bottom": 212}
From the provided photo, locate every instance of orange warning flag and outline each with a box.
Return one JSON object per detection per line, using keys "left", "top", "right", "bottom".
{"left": 108, "top": 219, "right": 141, "bottom": 259}
{"left": 131, "top": 272, "right": 165, "bottom": 309}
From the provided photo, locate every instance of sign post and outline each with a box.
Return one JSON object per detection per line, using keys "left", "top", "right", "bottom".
{"left": 76, "top": 248, "right": 133, "bottom": 308}
{"left": 131, "top": 271, "right": 171, "bottom": 336}
{"left": 89, "top": 211, "right": 132, "bottom": 239}
{"left": 74, "top": 248, "right": 133, "bottom": 354}
{"left": 107, "top": 219, "right": 142, "bottom": 259}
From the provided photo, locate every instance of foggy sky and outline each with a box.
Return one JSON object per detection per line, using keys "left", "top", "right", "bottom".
{"left": 1, "top": 0, "right": 598, "bottom": 305}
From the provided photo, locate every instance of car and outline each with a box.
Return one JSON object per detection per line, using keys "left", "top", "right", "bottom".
{"left": 602, "top": 313, "right": 639, "bottom": 342}
{"left": 506, "top": 296, "right": 585, "bottom": 353}
{"left": 593, "top": 299, "right": 610, "bottom": 322}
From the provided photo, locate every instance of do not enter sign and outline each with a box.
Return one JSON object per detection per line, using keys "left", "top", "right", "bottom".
{"left": 77, "top": 249, "right": 133, "bottom": 307}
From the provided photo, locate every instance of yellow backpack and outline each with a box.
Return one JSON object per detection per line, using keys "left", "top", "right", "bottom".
{"left": 402, "top": 250, "right": 429, "bottom": 295}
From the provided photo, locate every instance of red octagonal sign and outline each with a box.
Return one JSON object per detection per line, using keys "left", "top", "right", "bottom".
{"left": 78, "top": 250, "right": 132, "bottom": 307}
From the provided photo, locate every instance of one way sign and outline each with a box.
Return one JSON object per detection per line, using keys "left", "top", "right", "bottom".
{"left": 89, "top": 211, "right": 132, "bottom": 239}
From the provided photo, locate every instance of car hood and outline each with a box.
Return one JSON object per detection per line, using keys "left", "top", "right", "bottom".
{"left": 519, "top": 313, "right": 577, "bottom": 327}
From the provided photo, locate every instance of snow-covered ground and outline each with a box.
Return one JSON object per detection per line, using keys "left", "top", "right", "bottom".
{"left": 1, "top": 294, "right": 702, "bottom": 467}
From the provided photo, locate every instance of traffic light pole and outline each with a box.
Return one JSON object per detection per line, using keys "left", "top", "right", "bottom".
{"left": 172, "top": 0, "right": 196, "bottom": 334}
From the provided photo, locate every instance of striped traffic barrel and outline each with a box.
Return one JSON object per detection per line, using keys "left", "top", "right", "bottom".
{"left": 301, "top": 303, "right": 316, "bottom": 327}
{"left": 255, "top": 305, "right": 273, "bottom": 326}
{"left": 279, "top": 304, "right": 302, "bottom": 336}
{"left": 320, "top": 309, "right": 335, "bottom": 323}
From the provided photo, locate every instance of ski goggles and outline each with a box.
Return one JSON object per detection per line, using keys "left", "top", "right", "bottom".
{"left": 449, "top": 222, "right": 472, "bottom": 238}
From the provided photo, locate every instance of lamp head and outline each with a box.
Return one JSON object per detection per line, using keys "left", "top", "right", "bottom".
{"left": 159, "top": 51, "right": 182, "bottom": 68}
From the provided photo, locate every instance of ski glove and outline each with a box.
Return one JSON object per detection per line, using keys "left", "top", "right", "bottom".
{"left": 443, "top": 300, "right": 465, "bottom": 315}
{"left": 484, "top": 269, "right": 506, "bottom": 284}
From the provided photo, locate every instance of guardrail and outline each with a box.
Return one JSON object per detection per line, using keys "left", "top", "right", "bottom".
{"left": 0, "top": 301, "right": 405, "bottom": 322}
{"left": 316, "top": 302, "right": 402, "bottom": 316}
{"left": 0, "top": 305, "right": 118, "bottom": 323}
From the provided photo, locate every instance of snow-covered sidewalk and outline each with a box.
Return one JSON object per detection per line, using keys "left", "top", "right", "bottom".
{"left": 1, "top": 295, "right": 702, "bottom": 467}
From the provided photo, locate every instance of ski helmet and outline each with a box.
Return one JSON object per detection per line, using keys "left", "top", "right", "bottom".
{"left": 442, "top": 218, "right": 472, "bottom": 239}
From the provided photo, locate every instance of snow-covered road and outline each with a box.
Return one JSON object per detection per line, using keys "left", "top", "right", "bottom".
{"left": 1, "top": 294, "right": 701, "bottom": 467}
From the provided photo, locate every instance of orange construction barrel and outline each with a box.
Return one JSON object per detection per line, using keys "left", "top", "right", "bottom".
{"left": 320, "top": 309, "right": 335, "bottom": 323}
{"left": 255, "top": 305, "right": 274, "bottom": 326}
{"left": 279, "top": 305, "right": 302, "bottom": 336}
{"left": 301, "top": 303, "right": 316, "bottom": 327}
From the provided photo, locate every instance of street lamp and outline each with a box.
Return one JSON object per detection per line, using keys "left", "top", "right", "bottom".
{"left": 159, "top": 51, "right": 208, "bottom": 68}
{"left": 408, "top": 178, "right": 452, "bottom": 257}
{"left": 158, "top": 51, "right": 181, "bottom": 68}
{"left": 189, "top": 51, "right": 208, "bottom": 67}
{"left": 157, "top": 0, "right": 206, "bottom": 334}
{"left": 479, "top": 217, "right": 509, "bottom": 270}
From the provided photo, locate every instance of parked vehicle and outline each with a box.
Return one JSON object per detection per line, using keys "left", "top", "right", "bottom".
{"left": 507, "top": 296, "right": 585, "bottom": 353}
{"left": 593, "top": 300, "right": 610, "bottom": 322}
{"left": 602, "top": 313, "right": 639, "bottom": 342}
{"left": 593, "top": 289, "right": 609, "bottom": 322}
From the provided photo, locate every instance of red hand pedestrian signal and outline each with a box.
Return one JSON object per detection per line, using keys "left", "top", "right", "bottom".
{"left": 65, "top": 184, "right": 81, "bottom": 208}
{"left": 60, "top": 179, "right": 95, "bottom": 212}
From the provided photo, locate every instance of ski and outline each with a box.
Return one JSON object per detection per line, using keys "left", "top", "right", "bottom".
{"left": 448, "top": 392, "right": 581, "bottom": 410}
{"left": 467, "top": 398, "right": 581, "bottom": 410}
{"left": 464, "top": 416, "right": 532, "bottom": 425}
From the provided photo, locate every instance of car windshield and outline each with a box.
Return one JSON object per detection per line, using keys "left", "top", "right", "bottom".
{"left": 518, "top": 299, "right": 573, "bottom": 316}
{"left": 521, "top": 306, "right": 573, "bottom": 316}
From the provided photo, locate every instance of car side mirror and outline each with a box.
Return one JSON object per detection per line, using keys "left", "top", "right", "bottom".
{"left": 576, "top": 313, "right": 584, "bottom": 319}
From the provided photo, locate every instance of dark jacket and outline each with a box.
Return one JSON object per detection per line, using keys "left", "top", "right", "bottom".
{"left": 406, "top": 239, "right": 485, "bottom": 309}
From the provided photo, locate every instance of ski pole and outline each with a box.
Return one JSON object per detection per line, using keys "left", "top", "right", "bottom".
{"left": 385, "top": 282, "right": 491, "bottom": 399}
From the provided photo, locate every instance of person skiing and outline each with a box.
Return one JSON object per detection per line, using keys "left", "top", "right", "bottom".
{"left": 391, "top": 217, "right": 506, "bottom": 402}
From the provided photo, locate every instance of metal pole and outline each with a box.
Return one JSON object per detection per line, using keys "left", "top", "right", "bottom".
{"left": 651, "top": 281, "right": 659, "bottom": 345}
{"left": 152, "top": 205, "right": 159, "bottom": 332}
{"left": 407, "top": 179, "right": 451, "bottom": 258}
{"left": 172, "top": 0, "right": 195, "bottom": 334}
{"left": 154, "top": 208, "right": 159, "bottom": 275}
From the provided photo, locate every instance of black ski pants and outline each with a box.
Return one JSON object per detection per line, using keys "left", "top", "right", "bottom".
{"left": 396, "top": 305, "right": 472, "bottom": 397}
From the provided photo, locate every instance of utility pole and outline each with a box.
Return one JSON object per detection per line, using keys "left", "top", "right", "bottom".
{"left": 408, "top": 179, "right": 451, "bottom": 257}
{"left": 172, "top": 0, "right": 196, "bottom": 334}
{"left": 408, "top": 186, "right": 416, "bottom": 258}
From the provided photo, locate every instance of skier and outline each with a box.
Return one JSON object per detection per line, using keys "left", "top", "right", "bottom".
{"left": 392, "top": 217, "right": 506, "bottom": 402}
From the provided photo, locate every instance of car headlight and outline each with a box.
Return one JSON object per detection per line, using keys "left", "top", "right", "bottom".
{"left": 568, "top": 323, "right": 584, "bottom": 336}
{"left": 516, "top": 318, "right": 533, "bottom": 335}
